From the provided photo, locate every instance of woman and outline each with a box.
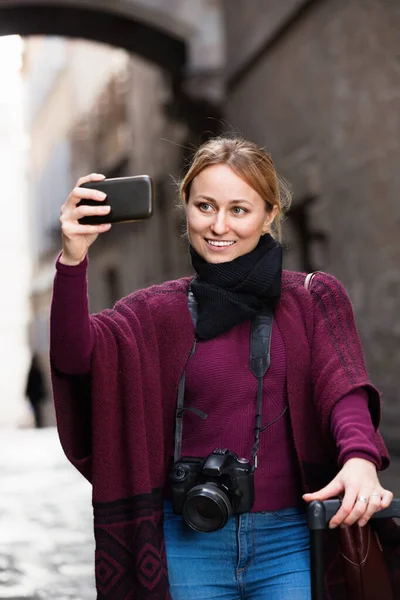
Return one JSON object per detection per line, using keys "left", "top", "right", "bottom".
{"left": 51, "top": 137, "right": 394, "bottom": 600}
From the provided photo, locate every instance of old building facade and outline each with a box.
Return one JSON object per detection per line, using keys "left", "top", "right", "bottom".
{"left": 22, "top": 5, "right": 223, "bottom": 424}
{"left": 223, "top": 0, "right": 400, "bottom": 450}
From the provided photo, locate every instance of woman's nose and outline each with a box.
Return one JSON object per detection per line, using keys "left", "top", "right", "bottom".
{"left": 210, "top": 212, "right": 230, "bottom": 235}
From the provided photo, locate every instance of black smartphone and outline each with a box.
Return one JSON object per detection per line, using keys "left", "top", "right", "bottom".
{"left": 77, "top": 175, "right": 153, "bottom": 225}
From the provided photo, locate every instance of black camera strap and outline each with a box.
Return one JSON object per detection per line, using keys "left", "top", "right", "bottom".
{"left": 174, "top": 338, "right": 197, "bottom": 463}
{"left": 174, "top": 289, "right": 273, "bottom": 469}
{"left": 250, "top": 309, "right": 273, "bottom": 469}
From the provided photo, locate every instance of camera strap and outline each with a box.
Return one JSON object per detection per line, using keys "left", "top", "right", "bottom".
{"left": 249, "top": 307, "right": 273, "bottom": 469}
{"left": 173, "top": 289, "right": 273, "bottom": 469}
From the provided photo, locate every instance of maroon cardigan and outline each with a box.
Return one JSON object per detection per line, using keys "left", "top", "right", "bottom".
{"left": 50, "top": 269, "right": 399, "bottom": 599}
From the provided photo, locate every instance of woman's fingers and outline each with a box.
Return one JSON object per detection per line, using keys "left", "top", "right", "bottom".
{"left": 73, "top": 186, "right": 106, "bottom": 200}
{"left": 344, "top": 488, "right": 392, "bottom": 528}
{"left": 71, "top": 203, "right": 111, "bottom": 221}
{"left": 341, "top": 489, "right": 375, "bottom": 527}
{"left": 328, "top": 488, "right": 357, "bottom": 528}
{"left": 76, "top": 173, "right": 105, "bottom": 187}
{"left": 358, "top": 491, "right": 383, "bottom": 526}
{"left": 380, "top": 488, "right": 394, "bottom": 509}
{"left": 60, "top": 202, "right": 110, "bottom": 232}
{"left": 59, "top": 174, "right": 109, "bottom": 264}
{"left": 331, "top": 487, "right": 393, "bottom": 529}
{"left": 303, "top": 479, "right": 345, "bottom": 529}
{"left": 63, "top": 174, "right": 107, "bottom": 210}
{"left": 66, "top": 186, "right": 107, "bottom": 207}
{"left": 303, "top": 478, "right": 343, "bottom": 503}
{"left": 63, "top": 222, "right": 112, "bottom": 236}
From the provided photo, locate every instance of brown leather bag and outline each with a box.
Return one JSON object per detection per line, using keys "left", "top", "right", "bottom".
{"left": 304, "top": 272, "right": 394, "bottom": 599}
{"left": 340, "top": 523, "right": 393, "bottom": 599}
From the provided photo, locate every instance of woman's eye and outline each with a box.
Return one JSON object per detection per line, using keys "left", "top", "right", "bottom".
{"left": 232, "top": 206, "right": 246, "bottom": 215}
{"left": 199, "top": 202, "right": 212, "bottom": 211}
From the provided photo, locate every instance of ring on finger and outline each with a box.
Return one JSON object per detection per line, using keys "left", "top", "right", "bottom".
{"left": 357, "top": 495, "right": 369, "bottom": 503}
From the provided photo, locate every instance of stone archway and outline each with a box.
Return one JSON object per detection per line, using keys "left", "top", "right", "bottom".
{"left": 0, "top": 0, "right": 223, "bottom": 82}
{"left": 0, "top": 1, "right": 187, "bottom": 76}
{"left": 0, "top": 0, "right": 223, "bottom": 134}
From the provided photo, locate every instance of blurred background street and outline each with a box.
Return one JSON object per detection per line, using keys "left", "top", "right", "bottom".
{"left": 0, "top": 0, "right": 399, "bottom": 598}
{"left": 0, "top": 429, "right": 94, "bottom": 599}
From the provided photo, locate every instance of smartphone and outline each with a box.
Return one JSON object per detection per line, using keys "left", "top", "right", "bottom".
{"left": 77, "top": 175, "right": 153, "bottom": 225}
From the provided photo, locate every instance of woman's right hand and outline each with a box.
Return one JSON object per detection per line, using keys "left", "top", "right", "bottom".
{"left": 59, "top": 173, "right": 111, "bottom": 265}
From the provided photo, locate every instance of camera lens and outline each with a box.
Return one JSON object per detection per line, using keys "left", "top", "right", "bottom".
{"left": 195, "top": 496, "right": 217, "bottom": 520}
{"left": 182, "top": 485, "right": 232, "bottom": 533}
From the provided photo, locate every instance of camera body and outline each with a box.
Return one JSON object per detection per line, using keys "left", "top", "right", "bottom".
{"left": 169, "top": 448, "right": 254, "bottom": 530}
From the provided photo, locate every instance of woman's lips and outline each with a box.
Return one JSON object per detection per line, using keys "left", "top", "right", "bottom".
{"left": 206, "top": 239, "right": 236, "bottom": 251}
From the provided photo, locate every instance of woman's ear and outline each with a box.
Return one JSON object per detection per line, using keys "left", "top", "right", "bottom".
{"left": 262, "top": 205, "right": 279, "bottom": 234}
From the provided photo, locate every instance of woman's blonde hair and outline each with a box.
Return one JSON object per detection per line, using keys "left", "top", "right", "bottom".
{"left": 179, "top": 136, "right": 292, "bottom": 241}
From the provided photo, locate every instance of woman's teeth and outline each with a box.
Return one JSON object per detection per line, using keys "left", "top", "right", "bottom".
{"left": 207, "top": 240, "right": 235, "bottom": 247}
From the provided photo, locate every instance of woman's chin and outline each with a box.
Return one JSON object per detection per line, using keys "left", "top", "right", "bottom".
{"left": 191, "top": 240, "right": 241, "bottom": 263}
{"left": 203, "top": 247, "right": 238, "bottom": 263}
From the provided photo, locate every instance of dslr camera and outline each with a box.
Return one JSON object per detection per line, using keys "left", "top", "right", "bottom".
{"left": 169, "top": 448, "right": 255, "bottom": 532}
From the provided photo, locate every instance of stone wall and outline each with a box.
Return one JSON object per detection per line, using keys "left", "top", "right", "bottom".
{"left": 223, "top": 0, "right": 400, "bottom": 449}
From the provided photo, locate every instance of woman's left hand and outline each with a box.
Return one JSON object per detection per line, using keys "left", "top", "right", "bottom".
{"left": 302, "top": 457, "right": 393, "bottom": 528}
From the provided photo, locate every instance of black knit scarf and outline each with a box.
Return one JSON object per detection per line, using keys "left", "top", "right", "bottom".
{"left": 189, "top": 233, "right": 282, "bottom": 340}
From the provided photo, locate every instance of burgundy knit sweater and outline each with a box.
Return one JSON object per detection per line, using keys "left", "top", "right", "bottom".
{"left": 51, "top": 256, "right": 381, "bottom": 513}
{"left": 50, "top": 259, "right": 398, "bottom": 600}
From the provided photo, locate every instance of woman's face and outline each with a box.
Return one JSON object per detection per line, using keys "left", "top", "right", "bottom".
{"left": 186, "top": 164, "right": 277, "bottom": 264}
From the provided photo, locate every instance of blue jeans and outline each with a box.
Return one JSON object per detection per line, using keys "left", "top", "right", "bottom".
{"left": 163, "top": 500, "right": 311, "bottom": 600}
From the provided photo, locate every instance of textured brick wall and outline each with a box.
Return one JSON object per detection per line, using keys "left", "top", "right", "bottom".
{"left": 223, "top": 0, "right": 400, "bottom": 449}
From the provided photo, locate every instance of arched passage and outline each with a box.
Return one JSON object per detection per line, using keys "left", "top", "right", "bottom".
{"left": 0, "top": 1, "right": 222, "bottom": 136}
{"left": 0, "top": 3, "right": 186, "bottom": 76}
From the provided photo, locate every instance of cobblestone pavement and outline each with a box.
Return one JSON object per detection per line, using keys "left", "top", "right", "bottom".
{"left": 0, "top": 428, "right": 95, "bottom": 600}
{"left": 0, "top": 428, "right": 399, "bottom": 600}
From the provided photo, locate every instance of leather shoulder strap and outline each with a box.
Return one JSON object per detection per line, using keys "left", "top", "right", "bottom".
{"left": 250, "top": 309, "right": 273, "bottom": 378}
{"left": 304, "top": 271, "right": 320, "bottom": 291}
